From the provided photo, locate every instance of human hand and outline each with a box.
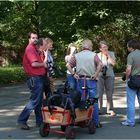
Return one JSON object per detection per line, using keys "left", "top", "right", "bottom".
{"left": 43, "top": 49, "right": 48, "bottom": 63}
{"left": 91, "top": 73, "right": 98, "bottom": 80}
{"left": 43, "top": 49, "right": 48, "bottom": 57}
{"left": 74, "top": 73, "right": 80, "bottom": 80}
{"left": 104, "top": 50, "right": 109, "bottom": 57}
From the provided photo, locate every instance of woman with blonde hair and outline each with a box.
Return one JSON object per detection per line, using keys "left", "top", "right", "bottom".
{"left": 65, "top": 43, "right": 77, "bottom": 90}
{"left": 42, "top": 37, "right": 55, "bottom": 97}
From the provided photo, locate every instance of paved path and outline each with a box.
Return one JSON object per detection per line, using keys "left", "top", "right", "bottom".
{"left": 0, "top": 76, "right": 140, "bottom": 139}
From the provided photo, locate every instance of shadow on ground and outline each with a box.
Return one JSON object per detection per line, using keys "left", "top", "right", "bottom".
{"left": 0, "top": 76, "right": 140, "bottom": 139}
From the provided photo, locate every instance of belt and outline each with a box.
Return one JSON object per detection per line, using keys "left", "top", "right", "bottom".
{"left": 79, "top": 75, "right": 92, "bottom": 79}
{"left": 26, "top": 75, "right": 45, "bottom": 79}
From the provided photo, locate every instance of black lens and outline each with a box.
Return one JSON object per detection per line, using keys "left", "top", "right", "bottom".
{"left": 102, "top": 66, "right": 107, "bottom": 76}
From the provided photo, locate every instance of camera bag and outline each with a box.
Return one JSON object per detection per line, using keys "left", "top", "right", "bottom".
{"left": 128, "top": 75, "right": 140, "bottom": 90}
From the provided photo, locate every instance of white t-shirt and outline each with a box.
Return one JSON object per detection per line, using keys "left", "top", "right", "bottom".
{"left": 65, "top": 55, "right": 76, "bottom": 74}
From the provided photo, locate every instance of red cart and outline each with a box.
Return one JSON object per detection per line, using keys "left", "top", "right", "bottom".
{"left": 39, "top": 105, "right": 96, "bottom": 139}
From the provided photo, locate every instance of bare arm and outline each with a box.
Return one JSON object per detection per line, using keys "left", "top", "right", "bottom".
{"left": 66, "top": 63, "right": 75, "bottom": 75}
{"left": 125, "top": 65, "right": 132, "bottom": 80}
{"left": 92, "top": 55, "right": 103, "bottom": 80}
{"left": 66, "top": 63, "right": 79, "bottom": 79}
{"left": 31, "top": 61, "right": 47, "bottom": 68}
{"left": 108, "top": 56, "right": 116, "bottom": 66}
{"left": 106, "top": 52, "right": 116, "bottom": 66}
{"left": 32, "top": 50, "right": 49, "bottom": 68}
{"left": 66, "top": 55, "right": 80, "bottom": 79}
{"left": 92, "top": 62, "right": 103, "bottom": 80}
{"left": 43, "top": 49, "right": 49, "bottom": 62}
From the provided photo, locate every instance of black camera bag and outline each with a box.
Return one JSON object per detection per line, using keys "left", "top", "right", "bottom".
{"left": 128, "top": 75, "right": 140, "bottom": 90}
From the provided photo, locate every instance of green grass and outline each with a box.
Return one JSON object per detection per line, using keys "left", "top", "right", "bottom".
{"left": 0, "top": 63, "right": 66, "bottom": 86}
{"left": 0, "top": 66, "right": 26, "bottom": 86}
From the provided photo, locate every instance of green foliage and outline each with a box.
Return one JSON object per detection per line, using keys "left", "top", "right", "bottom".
{"left": 0, "top": 66, "right": 26, "bottom": 86}
{"left": 0, "top": 63, "right": 66, "bottom": 85}
{"left": 54, "top": 61, "right": 66, "bottom": 78}
{"left": 0, "top": 1, "right": 140, "bottom": 73}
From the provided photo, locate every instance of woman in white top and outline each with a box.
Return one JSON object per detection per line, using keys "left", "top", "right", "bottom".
{"left": 65, "top": 43, "right": 77, "bottom": 90}
{"left": 97, "top": 40, "right": 116, "bottom": 116}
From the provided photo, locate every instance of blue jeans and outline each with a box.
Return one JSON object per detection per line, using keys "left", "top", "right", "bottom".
{"left": 77, "top": 79, "right": 99, "bottom": 126}
{"left": 66, "top": 74, "right": 77, "bottom": 90}
{"left": 17, "top": 76, "right": 44, "bottom": 126}
{"left": 126, "top": 80, "right": 140, "bottom": 125}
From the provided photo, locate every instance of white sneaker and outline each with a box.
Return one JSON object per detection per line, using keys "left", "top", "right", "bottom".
{"left": 121, "top": 121, "right": 135, "bottom": 127}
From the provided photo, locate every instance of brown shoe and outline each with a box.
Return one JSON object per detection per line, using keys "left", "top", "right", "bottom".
{"left": 17, "top": 123, "right": 30, "bottom": 130}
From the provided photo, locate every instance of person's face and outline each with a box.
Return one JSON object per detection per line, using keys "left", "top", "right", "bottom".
{"left": 127, "top": 45, "right": 133, "bottom": 52}
{"left": 100, "top": 44, "right": 108, "bottom": 52}
{"left": 39, "top": 40, "right": 47, "bottom": 52}
{"left": 29, "top": 33, "right": 38, "bottom": 44}
{"left": 46, "top": 42, "right": 53, "bottom": 51}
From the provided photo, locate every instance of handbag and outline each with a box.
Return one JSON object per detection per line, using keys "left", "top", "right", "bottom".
{"left": 128, "top": 75, "right": 140, "bottom": 90}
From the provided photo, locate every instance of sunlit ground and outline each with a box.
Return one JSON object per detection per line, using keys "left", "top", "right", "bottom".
{"left": 0, "top": 77, "right": 140, "bottom": 139}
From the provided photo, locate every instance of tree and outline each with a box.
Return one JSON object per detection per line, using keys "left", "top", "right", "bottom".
{"left": 0, "top": 1, "right": 140, "bottom": 72}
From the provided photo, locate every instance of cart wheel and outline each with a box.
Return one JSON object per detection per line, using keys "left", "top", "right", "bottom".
{"left": 78, "top": 121, "right": 86, "bottom": 128}
{"left": 65, "top": 126, "right": 75, "bottom": 139}
{"left": 88, "top": 120, "right": 96, "bottom": 134}
{"left": 61, "top": 125, "right": 67, "bottom": 132}
{"left": 39, "top": 123, "right": 50, "bottom": 137}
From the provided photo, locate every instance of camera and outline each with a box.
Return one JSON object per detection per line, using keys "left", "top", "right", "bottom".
{"left": 102, "top": 66, "right": 107, "bottom": 76}
{"left": 122, "top": 73, "right": 126, "bottom": 81}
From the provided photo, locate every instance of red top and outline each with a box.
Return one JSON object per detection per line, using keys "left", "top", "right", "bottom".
{"left": 22, "top": 43, "right": 45, "bottom": 76}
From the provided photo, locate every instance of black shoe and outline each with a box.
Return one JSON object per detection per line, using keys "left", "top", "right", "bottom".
{"left": 36, "top": 124, "right": 41, "bottom": 128}
{"left": 96, "top": 123, "right": 102, "bottom": 128}
{"left": 99, "top": 109, "right": 103, "bottom": 115}
{"left": 99, "top": 111, "right": 103, "bottom": 115}
{"left": 17, "top": 123, "right": 30, "bottom": 130}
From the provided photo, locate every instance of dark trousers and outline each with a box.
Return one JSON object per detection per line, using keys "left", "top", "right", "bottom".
{"left": 17, "top": 76, "right": 44, "bottom": 126}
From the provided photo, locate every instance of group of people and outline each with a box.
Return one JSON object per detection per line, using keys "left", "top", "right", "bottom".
{"left": 66, "top": 39, "right": 140, "bottom": 128}
{"left": 17, "top": 31, "right": 140, "bottom": 131}
{"left": 66, "top": 39, "right": 116, "bottom": 127}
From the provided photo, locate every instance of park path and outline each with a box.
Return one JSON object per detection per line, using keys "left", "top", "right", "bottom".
{"left": 0, "top": 76, "right": 140, "bottom": 139}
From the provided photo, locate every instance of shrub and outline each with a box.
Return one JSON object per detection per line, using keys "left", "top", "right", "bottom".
{"left": 0, "top": 66, "right": 26, "bottom": 86}
{"left": 0, "top": 64, "right": 66, "bottom": 86}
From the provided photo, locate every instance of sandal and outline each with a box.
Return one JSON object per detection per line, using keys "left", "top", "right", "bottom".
{"left": 107, "top": 110, "right": 116, "bottom": 116}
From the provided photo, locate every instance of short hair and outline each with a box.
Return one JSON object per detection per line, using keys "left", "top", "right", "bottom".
{"left": 33, "top": 38, "right": 43, "bottom": 47}
{"left": 99, "top": 40, "right": 109, "bottom": 47}
{"left": 82, "top": 39, "right": 93, "bottom": 49}
{"left": 28, "top": 31, "right": 38, "bottom": 39}
{"left": 127, "top": 39, "right": 140, "bottom": 50}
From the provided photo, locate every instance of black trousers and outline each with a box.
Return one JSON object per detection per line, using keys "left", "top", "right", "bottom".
{"left": 44, "top": 75, "right": 52, "bottom": 98}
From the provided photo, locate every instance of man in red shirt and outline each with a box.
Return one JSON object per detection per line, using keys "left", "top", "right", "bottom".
{"left": 17, "top": 32, "right": 47, "bottom": 130}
